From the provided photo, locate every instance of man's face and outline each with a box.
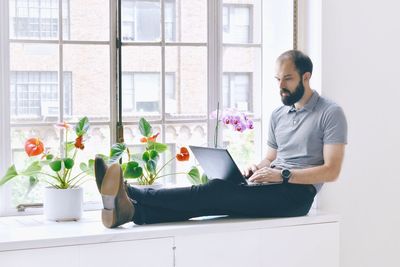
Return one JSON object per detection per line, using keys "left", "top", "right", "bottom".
{"left": 275, "top": 60, "right": 305, "bottom": 106}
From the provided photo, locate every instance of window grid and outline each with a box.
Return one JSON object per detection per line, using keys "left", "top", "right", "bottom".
{"left": 222, "top": 4, "right": 253, "bottom": 44}
{"left": 11, "top": 0, "right": 69, "bottom": 40}
{"left": 10, "top": 71, "right": 72, "bottom": 118}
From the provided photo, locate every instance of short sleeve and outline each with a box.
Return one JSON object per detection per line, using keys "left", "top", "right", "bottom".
{"left": 322, "top": 105, "right": 348, "bottom": 144}
{"left": 267, "top": 112, "right": 278, "bottom": 149}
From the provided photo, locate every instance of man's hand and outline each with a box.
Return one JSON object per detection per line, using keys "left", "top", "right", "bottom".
{"left": 248, "top": 167, "right": 282, "bottom": 184}
{"left": 242, "top": 164, "right": 259, "bottom": 178}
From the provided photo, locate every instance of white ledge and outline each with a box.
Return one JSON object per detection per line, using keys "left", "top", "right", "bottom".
{"left": 0, "top": 210, "right": 339, "bottom": 252}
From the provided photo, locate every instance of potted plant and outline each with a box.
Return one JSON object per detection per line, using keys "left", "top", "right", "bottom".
{"left": 0, "top": 117, "right": 94, "bottom": 221}
{"left": 106, "top": 118, "right": 201, "bottom": 188}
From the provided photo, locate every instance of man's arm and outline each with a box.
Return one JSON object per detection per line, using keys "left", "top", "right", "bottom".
{"left": 289, "top": 143, "right": 345, "bottom": 184}
{"left": 243, "top": 146, "right": 277, "bottom": 177}
{"left": 248, "top": 144, "right": 345, "bottom": 184}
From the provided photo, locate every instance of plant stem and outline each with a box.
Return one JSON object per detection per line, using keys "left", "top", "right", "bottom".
{"left": 155, "top": 157, "right": 175, "bottom": 177}
{"left": 155, "top": 172, "right": 187, "bottom": 179}
{"left": 214, "top": 101, "right": 220, "bottom": 148}
{"left": 127, "top": 147, "right": 131, "bottom": 162}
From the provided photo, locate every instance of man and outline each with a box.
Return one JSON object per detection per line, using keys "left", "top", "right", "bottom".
{"left": 95, "top": 50, "right": 347, "bottom": 228}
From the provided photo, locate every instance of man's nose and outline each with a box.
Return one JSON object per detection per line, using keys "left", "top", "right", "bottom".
{"left": 279, "top": 80, "right": 286, "bottom": 89}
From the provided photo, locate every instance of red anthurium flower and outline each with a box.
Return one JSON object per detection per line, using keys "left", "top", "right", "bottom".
{"left": 74, "top": 136, "right": 85, "bottom": 150}
{"left": 148, "top": 132, "right": 160, "bottom": 142}
{"left": 55, "top": 121, "right": 71, "bottom": 129}
{"left": 140, "top": 133, "right": 160, "bottom": 143}
{"left": 176, "top": 147, "right": 190, "bottom": 161}
{"left": 25, "top": 138, "right": 44, "bottom": 157}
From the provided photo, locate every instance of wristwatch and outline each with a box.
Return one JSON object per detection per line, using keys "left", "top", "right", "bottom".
{"left": 281, "top": 169, "right": 292, "bottom": 183}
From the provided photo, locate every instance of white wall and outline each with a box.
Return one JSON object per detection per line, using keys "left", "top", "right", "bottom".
{"left": 315, "top": 1, "right": 400, "bottom": 266}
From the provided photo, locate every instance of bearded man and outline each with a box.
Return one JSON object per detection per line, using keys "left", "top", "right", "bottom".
{"left": 95, "top": 50, "right": 347, "bottom": 228}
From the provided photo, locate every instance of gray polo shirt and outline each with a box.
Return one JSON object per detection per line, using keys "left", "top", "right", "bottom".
{"left": 268, "top": 90, "right": 347, "bottom": 192}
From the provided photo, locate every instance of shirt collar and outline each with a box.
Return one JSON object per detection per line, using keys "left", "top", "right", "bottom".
{"left": 286, "top": 90, "right": 320, "bottom": 113}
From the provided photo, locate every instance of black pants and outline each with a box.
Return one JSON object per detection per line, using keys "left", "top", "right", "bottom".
{"left": 127, "top": 179, "right": 317, "bottom": 225}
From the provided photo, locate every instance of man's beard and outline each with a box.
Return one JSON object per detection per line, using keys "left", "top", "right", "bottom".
{"left": 280, "top": 80, "right": 305, "bottom": 106}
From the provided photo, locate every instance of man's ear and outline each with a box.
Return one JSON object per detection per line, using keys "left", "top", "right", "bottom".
{"left": 302, "top": 72, "right": 312, "bottom": 83}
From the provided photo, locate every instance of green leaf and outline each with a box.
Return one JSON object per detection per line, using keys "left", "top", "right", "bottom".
{"left": 142, "top": 151, "right": 150, "bottom": 162}
{"left": 66, "top": 141, "right": 75, "bottom": 153}
{"left": 121, "top": 162, "right": 127, "bottom": 173}
{"left": 149, "top": 149, "right": 159, "bottom": 161}
{"left": 79, "top": 160, "right": 93, "bottom": 177}
{"left": 139, "top": 118, "right": 152, "bottom": 137}
{"left": 200, "top": 173, "right": 209, "bottom": 184}
{"left": 187, "top": 166, "right": 201, "bottom": 185}
{"left": 146, "top": 159, "right": 157, "bottom": 173}
{"left": 147, "top": 142, "right": 168, "bottom": 153}
{"left": 46, "top": 154, "right": 54, "bottom": 160}
{"left": 0, "top": 165, "right": 18, "bottom": 186}
{"left": 75, "top": 116, "right": 90, "bottom": 136}
{"left": 20, "top": 161, "right": 42, "bottom": 176}
{"left": 124, "top": 161, "right": 143, "bottom": 178}
{"left": 79, "top": 162, "right": 88, "bottom": 171}
{"left": 63, "top": 158, "right": 74, "bottom": 169}
{"left": 109, "top": 143, "right": 127, "bottom": 163}
{"left": 28, "top": 175, "right": 39, "bottom": 191}
{"left": 49, "top": 160, "right": 62, "bottom": 172}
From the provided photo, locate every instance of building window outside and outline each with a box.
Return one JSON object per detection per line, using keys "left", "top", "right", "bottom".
{"left": 223, "top": 72, "right": 252, "bottom": 112}
{"left": 9, "top": 0, "right": 70, "bottom": 40}
{"left": 122, "top": 72, "right": 175, "bottom": 113}
{"left": 223, "top": 4, "right": 252, "bottom": 44}
{"left": 10, "top": 71, "right": 72, "bottom": 119}
{"left": 1, "top": 0, "right": 295, "bottom": 216}
{"left": 122, "top": 0, "right": 175, "bottom": 42}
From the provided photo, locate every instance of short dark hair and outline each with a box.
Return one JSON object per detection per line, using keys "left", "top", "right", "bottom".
{"left": 277, "top": 50, "right": 313, "bottom": 76}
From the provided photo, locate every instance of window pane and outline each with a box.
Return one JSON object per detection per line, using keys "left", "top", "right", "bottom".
{"left": 72, "top": 125, "right": 110, "bottom": 204}
{"left": 173, "top": 0, "right": 207, "bottom": 43}
{"left": 165, "top": 46, "right": 207, "bottom": 119}
{"left": 121, "top": 0, "right": 161, "bottom": 42}
{"left": 65, "top": 0, "right": 109, "bottom": 41}
{"left": 122, "top": 46, "right": 161, "bottom": 121}
{"left": 223, "top": 0, "right": 261, "bottom": 44}
{"left": 10, "top": 43, "right": 59, "bottom": 123}
{"left": 223, "top": 47, "right": 261, "bottom": 113}
{"left": 10, "top": 126, "right": 60, "bottom": 207}
{"left": 165, "top": 123, "right": 207, "bottom": 186}
{"left": 63, "top": 44, "right": 110, "bottom": 122}
{"left": 9, "top": 0, "right": 60, "bottom": 40}
{"left": 222, "top": 122, "right": 258, "bottom": 170}
{"left": 9, "top": 124, "right": 110, "bottom": 208}
{"left": 223, "top": 73, "right": 251, "bottom": 111}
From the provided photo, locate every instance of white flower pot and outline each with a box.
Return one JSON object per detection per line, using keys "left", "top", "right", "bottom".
{"left": 44, "top": 187, "right": 83, "bottom": 221}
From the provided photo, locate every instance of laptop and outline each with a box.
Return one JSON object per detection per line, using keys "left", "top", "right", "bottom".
{"left": 189, "top": 146, "right": 278, "bottom": 186}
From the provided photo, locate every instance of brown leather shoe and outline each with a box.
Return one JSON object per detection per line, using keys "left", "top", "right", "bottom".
{"left": 94, "top": 156, "right": 108, "bottom": 193}
{"left": 100, "top": 163, "right": 135, "bottom": 228}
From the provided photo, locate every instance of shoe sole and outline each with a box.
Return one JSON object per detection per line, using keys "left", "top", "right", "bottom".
{"left": 101, "top": 164, "right": 120, "bottom": 228}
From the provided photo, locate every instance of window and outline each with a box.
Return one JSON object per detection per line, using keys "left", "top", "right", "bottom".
{"left": 223, "top": 4, "right": 252, "bottom": 44}
{"left": 223, "top": 73, "right": 252, "bottom": 112}
{"left": 9, "top": 0, "right": 70, "bottom": 40}
{"left": 10, "top": 71, "right": 72, "bottom": 119}
{"left": 122, "top": 72, "right": 175, "bottom": 114}
{"left": 122, "top": 0, "right": 175, "bottom": 42}
{"left": 0, "top": 0, "right": 295, "bottom": 216}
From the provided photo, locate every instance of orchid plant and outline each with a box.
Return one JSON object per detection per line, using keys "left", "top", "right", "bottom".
{"left": 210, "top": 104, "right": 254, "bottom": 148}
{"left": 107, "top": 118, "right": 201, "bottom": 185}
{"left": 0, "top": 117, "right": 94, "bottom": 189}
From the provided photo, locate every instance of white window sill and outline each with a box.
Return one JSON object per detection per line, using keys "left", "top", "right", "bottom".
{"left": 0, "top": 209, "right": 338, "bottom": 252}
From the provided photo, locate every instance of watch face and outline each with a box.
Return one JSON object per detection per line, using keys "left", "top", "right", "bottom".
{"left": 282, "top": 169, "right": 291, "bottom": 179}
